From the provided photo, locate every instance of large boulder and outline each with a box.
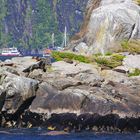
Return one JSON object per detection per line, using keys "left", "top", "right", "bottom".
{"left": 0, "top": 70, "right": 38, "bottom": 114}
{"left": 30, "top": 83, "right": 86, "bottom": 115}
{"left": 101, "top": 70, "right": 130, "bottom": 84}
{"left": 29, "top": 61, "right": 140, "bottom": 118}
{"left": 42, "top": 61, "right": 102, "bottom": 87}
{"left": 123, "top": 55, "right": 140, "bottom": 69}
{"left": 69, "top": 0, "right": 140, "bottom": 54}
{"left": 51, "top": 61, "right": 100, "bottom": 76}
{"left": 30, "top": 80, "right": 140, "bottom": 118}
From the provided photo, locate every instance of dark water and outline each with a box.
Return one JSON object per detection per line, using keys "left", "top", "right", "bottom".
{"left": 0, "top": 55, "right": 56, "bottom": 63}
{"left": 0, "top": 128, "right": 139, "bottom": 140}
{"left": 0, "top": 55, "right": 43, "bottom": 61}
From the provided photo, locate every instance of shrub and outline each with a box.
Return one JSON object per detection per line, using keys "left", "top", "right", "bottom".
{"left": 93, "top": 54, "right": 125, "bottom": 68}
{"left": 52, "top": 51, "right": 90, "bottom": 63}
{"left": 111, "top": 53, "right": 125, "bottom": 61}
{"left": 105, "top": 52, "right": 112, "bottom": 56}
{"left": 94, "top": 53, "right": 102, "bottom": 57}
{"left": 94, "top": 57, "right": 121, "bottom": 68}
{"left": 128, "top": 69, "right": 140, "bottom": 77}
{"left": 120, "top": 40, "right": 140, "bottom": 54}
{"left": 52, "top": 51, "right": 125, "bottom": 69}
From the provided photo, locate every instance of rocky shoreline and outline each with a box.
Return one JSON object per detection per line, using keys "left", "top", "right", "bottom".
{"left": 1, "top": 111, "right": 140, "bottom": 133}
{"left": 0, "top": 56, "right": 140, "bottom": 132}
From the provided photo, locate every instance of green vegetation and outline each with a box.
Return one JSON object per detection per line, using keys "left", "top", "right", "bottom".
{"left": 0, "top": 0, "right": 63, "bottom": 48}
{"left": 105, "top": 52, "right": 112, "bottom": 56}
{"left": 111, "top": 53, "right": 125, "bottom": 61}
{"left": 0, "top": 0, "right": 62, "bottom": 48}
{"left": 128, "top": 69, "right": 140, "bottom": 77}
{"left": 93, "top": 53, "right": 125, "bottom": 69}
{"left": 52, "top": 51, "right": 125, "bottom": 69}
{"left": 119, "top": 40, "right": 140, "bottom": 54}
{"left": 0, "top": 0, "right": 8, "bottom": 47}
{"left": 28, "top": 0, "right": 63, "bottom": 49}
{"left": 134, "top": 0, "right": 140, "bottom": 5}
{"left": 0, "top": 0, "right": 84, "bottom": 49}
{"left": 52, "top": 51, "right": 91, "bottom": 63}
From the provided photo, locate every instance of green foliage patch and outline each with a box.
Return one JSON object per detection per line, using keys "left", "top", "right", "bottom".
{"left": 0, "top": 0, "right": 63, "bottom": 48}
{"left": 52, "top": 51, "right": 125, "bottom": 69}
{"left": 119, "top": 40, "right": 140, "bottom": 54}
{"left": 128, "top": 69, "right": 140, "bottom": 77}
{"left": 93, "top": 53, "right": 125, "bottom": 69}
{"left": 52, "top": 51, "right": 91, "bottom": 63}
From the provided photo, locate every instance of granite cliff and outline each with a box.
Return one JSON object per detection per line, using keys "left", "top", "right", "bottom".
{"left": 69, "top": 0, "right": 140, "bottom": 54}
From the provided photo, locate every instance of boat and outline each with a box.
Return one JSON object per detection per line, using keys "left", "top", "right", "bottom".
{"left": 0, "top": 48, "right": 21, "bottom": 56}
{"left": 43, "top": 48, "right": 52, "bottom": 57}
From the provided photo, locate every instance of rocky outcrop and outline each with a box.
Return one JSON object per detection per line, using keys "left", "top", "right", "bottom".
{"left": 123, "top": 55, "right": 140, "bottom": 69}
{"left": 69, "top": 0, "right": 140, "bottom": 54}
{"left": 28, "top": 61, "right": 140, "bottom": 118}
{"left": 0, "top": 57, "right": 140, "bottom": 132}
{"left": 0, "top": 70, "right": 38, "bottom": 114}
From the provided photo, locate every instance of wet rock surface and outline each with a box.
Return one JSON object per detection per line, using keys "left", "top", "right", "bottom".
{"left": 0, "top": 111, "right": 140, "bottom": 132}
{"left": 0, "top": 57, "right": 140, "bottom": 132}
{"left": 123, "top": 55, "right": 140, "bottom": 69}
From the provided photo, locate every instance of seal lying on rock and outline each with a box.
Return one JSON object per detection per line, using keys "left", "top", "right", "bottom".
{"left": 23, "top": 58, "right": 51, "bottom": 73}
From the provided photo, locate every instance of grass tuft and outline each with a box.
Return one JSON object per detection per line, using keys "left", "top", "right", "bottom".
{"left": 93, "top": 53, "right": 125, "bottom": 69}
{"left": 128, "top": 69, "right": 140, "bottom": 77}
{"left": 119, "top": 40, "right": 140, "bottom": 54}
{"left": 52, "top": 51, "right": 125, "bottom": 69}
{"left": 52, "top": 51, "right": 91, "bottom": 63}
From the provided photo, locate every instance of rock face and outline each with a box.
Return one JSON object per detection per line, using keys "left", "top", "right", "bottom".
{"left": 123, "top": 55, "right": 140, "bottom": 69}
{"left": 0, "top": 57, "right": 140, "bottom": 132}
{"left": 69, "top": 0, "right": 140, "bottom": 54}
{"left": 0, "top": 70, "right": 38, "bottom": 114}
{"left": 28, "top": 61, "right": 140, "bottom": 118}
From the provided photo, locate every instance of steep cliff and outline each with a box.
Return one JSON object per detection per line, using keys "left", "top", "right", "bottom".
{"left": 0, "top": 0, "right": 88, "bottom": 51}
{"left": 69, "top": 0, "right": 140, "bottom": 54}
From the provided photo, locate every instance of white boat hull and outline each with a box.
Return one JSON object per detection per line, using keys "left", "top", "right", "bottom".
{"left": 0, "top": 48, "right": 21, "bottom": 56}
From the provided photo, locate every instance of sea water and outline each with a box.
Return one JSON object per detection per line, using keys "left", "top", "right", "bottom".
{"left": 0, "top": 55, "right": 42, "bottom": 61}
{"left": 0, "top": 128, "right": 139, "bottom": 140}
